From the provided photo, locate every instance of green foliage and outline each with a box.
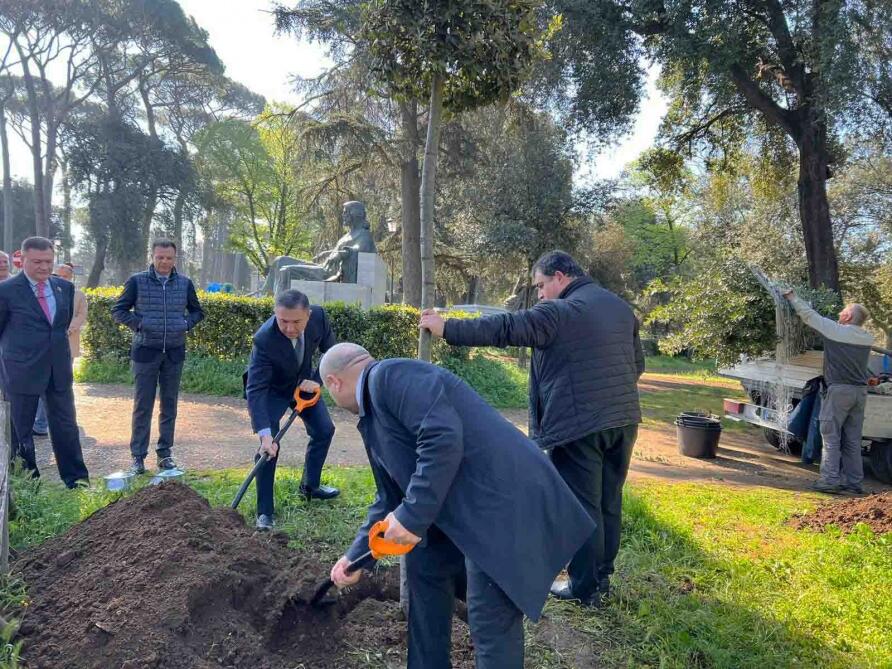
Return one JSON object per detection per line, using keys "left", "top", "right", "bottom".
{"left": 0, "top": 180, "right": 38, "bottom": 252}
{"left": 453, "top": 106, "right": 578, "bottom": 269}
{"left": 359, "top": 0, "right": 546, "bottom": 112}
{"left": 544, "top": 1, "right": 892, "bottom": 291}
{"left": 81, "top": 288, "right": 273, "bottom": 361}
{"left": 81, "top": 289, "right": 469, "bottom": 364}
{"left": 66, "top": 112, "right": 194, "bottom": 280}
{"left": 646, "top": 259, "right": 840, "bottom": 366}
{"left": 842, "top": 262, "right": 892, "bottom": 344}
{"left": 75, "top": 356, "right": 247, "bottom": 397}
{"left": 193, "top": 108, "right": 313, "bottom": 275}
{"left": 74, "top": 357, "right": 132, "bottom": 385}
{"left": 440, "top": 351, "right": 529, "bottom": 408}
{"left": 75, "top": 351, "right": 529, "bottom": 408}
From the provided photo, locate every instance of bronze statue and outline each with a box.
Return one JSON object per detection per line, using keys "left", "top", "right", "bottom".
{"left": 261, "top": 201, "right": 377, "bottom": 294}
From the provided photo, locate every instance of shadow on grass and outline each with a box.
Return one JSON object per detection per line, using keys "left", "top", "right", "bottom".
{"left": 531, "top": 489, "right": 845, "bottom": 668}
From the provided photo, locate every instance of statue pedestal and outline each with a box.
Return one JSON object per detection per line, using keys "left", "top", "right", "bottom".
{"left": 291, "top": 253, "right": 387, "bottom": 309}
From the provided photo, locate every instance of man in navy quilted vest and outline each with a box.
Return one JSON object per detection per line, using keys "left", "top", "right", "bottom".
{"left": 113, "top": 239, "right": 204, "bottom": 475}
{"left": 421, "top": 250, "right": 645, "bottom": 609}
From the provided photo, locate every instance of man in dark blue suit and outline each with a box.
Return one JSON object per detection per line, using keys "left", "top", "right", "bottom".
{"left": 320, "top": 343, "right": 595, "bottom": 668}
{"left": 245, "top": 289, "right": 339, "bottom": 531}
{"left": 0, "top": 237, "right": 89, "bottom": 487}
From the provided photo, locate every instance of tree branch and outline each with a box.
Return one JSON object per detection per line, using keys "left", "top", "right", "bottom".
{"left": 760, "top": 0, "right": 803, "bottom": 88}
{"left": 728, "top": 63, "right": 798, "bottom": 138}
{"left": 672, "top": 105, "right": 745, "bottom": 146}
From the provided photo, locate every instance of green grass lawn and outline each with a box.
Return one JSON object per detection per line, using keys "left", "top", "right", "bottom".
{"left": 643, "top": 355, "right": 734, "bottom": 383}
{"left": 638, "top": 375, "right": 754, "bottom": 434}
{"left": 4, "top": 467, "right": 889, "bottom": 668}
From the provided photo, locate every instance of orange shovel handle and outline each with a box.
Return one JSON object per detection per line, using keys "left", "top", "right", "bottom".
{"left": 368, "top": 519, "right": 415, "bottom": 559}
{"left": 293, "top": 386, "right": 322, "bottom": 413}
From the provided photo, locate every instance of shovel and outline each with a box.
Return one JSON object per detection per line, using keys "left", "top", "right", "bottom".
{"left": 230, "top": 386, "right": 322, "bottom": 510}
{"left": 310, "top": 518, "right": 415, "bottom": 607}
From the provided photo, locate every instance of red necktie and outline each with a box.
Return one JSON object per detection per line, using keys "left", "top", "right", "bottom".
{"left": 37, "top": 280, "right": 52, "bottom": 323}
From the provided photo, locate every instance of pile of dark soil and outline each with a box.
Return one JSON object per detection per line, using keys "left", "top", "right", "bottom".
{"left": 12, "top": 483, "right": 473, "bottom": 668}
{"left": 792, "top": 492, "right": 892, "bottom": 535}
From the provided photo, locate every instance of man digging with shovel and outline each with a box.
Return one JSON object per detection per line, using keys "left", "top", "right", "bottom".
{"left": 319, "top": 343, "right": 595, "bottom": 668}
{"left": 245, "top": 289, "right": 340, "bottom": 531}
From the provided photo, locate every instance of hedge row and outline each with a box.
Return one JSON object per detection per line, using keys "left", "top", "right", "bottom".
{"left": 82, "top": 288, "right": 469, "bottom": 364}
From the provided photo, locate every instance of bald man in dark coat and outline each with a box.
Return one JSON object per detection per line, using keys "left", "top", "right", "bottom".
{"left": 321, "top": 345, "right": 594, "bottom": 668}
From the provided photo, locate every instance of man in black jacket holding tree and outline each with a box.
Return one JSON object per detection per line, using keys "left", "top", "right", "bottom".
{"left": 420, "top": 250, "right": 644, "bottom": 608}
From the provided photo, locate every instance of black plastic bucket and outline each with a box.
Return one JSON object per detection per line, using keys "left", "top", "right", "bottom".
{"left": 675, "top": 413, "right": 721, "bottom": 458}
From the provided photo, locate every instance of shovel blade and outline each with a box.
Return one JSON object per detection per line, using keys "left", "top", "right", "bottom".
{"left": 310, "top": 578, "right": 335, "bottom": 607}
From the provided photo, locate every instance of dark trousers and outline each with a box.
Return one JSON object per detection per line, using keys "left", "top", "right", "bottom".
{"left": 406, "top": 528, "right": 523, "bottom": 669}
{"left": 550, "top": 424, "right": 637, "bottom": 599}
{"left": 8, "top": 375, "right": 89, "bottom": 488}
{"left": 255, "top": 398, "right": 335, "bottom": 516}
{"left": 129, "top": 353, "right": 185, "bottom": 459}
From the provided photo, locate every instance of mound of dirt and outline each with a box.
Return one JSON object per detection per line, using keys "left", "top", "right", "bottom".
{"left": 792, "top": 492, "right": 892, "bottom": 535}
{"left": 11, "top": 483, "right": 473, "bottom": 669}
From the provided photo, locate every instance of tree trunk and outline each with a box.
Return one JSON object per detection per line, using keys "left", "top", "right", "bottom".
{"left": 0, "top": 105, "right": 12, "bottom": 253}
{"left": 139, "top": 83, "right": 159, "bottom": 269}
{"left": 400, "top": 100, "right": 422, "bottom": 307}
{"left": 466, "top": 275, "right": 481, "bottom": 303}
{"left": 42, "top": 121, "right": 58, "bottom": 235}
{"left": 87, "top": 233, "right": 108, "bottom": 288}
{"left": 796, "top": 122, "right": 840, "bottom": 292}
{"left": 15, "top": 49, "right": 48, "bottom": 237}
{"left": 173, "top": 190, "right": 186, "bottom": 259}
{"left": 417, "top": 76, "right": 445, "bottom": 362}
{"left": 60, "top": 160, "right": 72, "bottom": 262}
{"left": 517, "top": 261, "right": 533, "bottom": 370}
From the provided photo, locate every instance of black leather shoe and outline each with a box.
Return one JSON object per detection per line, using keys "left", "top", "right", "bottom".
{"left": 299, "top": 484, "right": 340, "bottom": 501}
{"left": 549, "top": 580, "right": 603, "bottom": 609}
{"left": 256, "top": 514, "right": 274, "bottom": 531}
{"left": 128, "top": 458, "right": 146, "bottom": 476}
{"left": 157, "top": 456, "right": 178, "bottom": 471}
{"left": 841, "top": 483, "right": 865, "bottom": 495}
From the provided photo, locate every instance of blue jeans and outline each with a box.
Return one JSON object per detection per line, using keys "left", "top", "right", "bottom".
{"left": 33, "top": 397, "right": 48, "bottom": 434}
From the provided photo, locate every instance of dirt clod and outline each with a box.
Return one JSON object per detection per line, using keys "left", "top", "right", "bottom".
{"left": 11, "top": 483, "right": 473, "bottom": 668}
{"left": 792, "top": 492, "right": 892, "bottom": 535}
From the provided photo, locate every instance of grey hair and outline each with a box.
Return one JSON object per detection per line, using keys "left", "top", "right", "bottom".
{"left": 0, "top": 250, "right": 8, "bottom": 260}
{"left": 849, "top": 303, "right": 870, "bottom": 326}
{"left": 319, "top": 342, "right": 372, "bottom": 379}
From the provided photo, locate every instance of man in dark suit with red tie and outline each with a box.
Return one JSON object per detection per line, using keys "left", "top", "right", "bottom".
{"left": 0, "top": 237, "right": 89, "bottom": 487}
